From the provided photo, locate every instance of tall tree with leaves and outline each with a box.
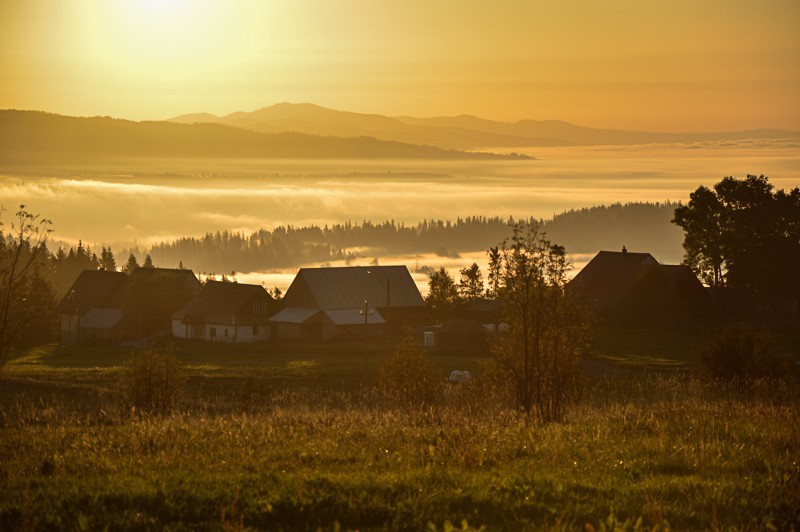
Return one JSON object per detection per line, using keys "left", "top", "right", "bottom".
{"left": 489, "top": 220, "right": 588, "bottom": 422}
{"left": 426, "top": 267, "right": 458, "bottom": 324}
{"left": 673, "top": 174, "right": 800, "bottom": 297}
{"left": 0, "top": 205, "right": 54, "bottom": 369}
{"left": 458, "top": 262, "right": 484, "bottom": 301}
{"left": 672, "top": 186, "right": 725, "bottom": 286}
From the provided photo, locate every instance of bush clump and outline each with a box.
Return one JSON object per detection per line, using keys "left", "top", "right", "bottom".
{"left": 118, "top": 347, "right": 186, "bottom": 415}
{"left": 378, "top": 331, "right": 439, "bottom": 408}
{"left": 700, "top": 324, "right": 792, "bottom": 381}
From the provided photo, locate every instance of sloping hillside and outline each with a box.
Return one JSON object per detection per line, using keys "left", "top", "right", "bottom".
{"left": 0, "top": 110, "right": 527, "bottom": 163}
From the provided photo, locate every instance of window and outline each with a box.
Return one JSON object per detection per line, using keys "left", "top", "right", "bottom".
{"left": 210, "top": 327, "right": 216, "bottom": 338}
{"left": 253, "top": 302, "right": 259, "bottom": 314}
{"left": 252, "top": 325, "right": 259, "bottom": 335}
{"left": 224, "top": 329, "right": 229, "bottom": 337}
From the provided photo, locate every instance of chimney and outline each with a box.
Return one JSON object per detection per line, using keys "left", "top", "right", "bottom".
{"left": 622, "top": 245, "right": 627, "bottom": 254}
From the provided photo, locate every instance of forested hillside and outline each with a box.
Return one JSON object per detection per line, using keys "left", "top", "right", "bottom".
{"left": 135, "top": 202, "right": 683, "bottom": 273}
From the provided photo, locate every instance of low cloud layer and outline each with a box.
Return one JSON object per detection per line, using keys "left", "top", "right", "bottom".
{"left": 1, "top": 141, "right": 797, "bottom": 251}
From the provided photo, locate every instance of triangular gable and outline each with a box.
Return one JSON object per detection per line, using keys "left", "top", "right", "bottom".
{"left": 323, "top": 308, "right": 386, "bottom": 326}
{"left": 569, "top": 250, "right": 659, "bottom": 309}
{"left": 283, "top": 266, "right": 424, "bottom": 310}
{"left": 268, "top": 307, "right": 320, "bottom": 324}
{"left": 56, "top": 270, "right": 129, "bottom": 315}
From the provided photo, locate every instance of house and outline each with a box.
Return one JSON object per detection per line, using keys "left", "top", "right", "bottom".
{"left": 56, "top": 266, "right": 203, "bottom": 345}
{"left": 126, "top": 267, "right": 202, "bottom": 337}
{"left": 268, "top": 265, "right": 426, "bottom": 340}
{"left": 457, "top": 298, "right": 503, "bottom": 331}
{"left": 569, "top": 247, "right": 708, "bottom": 322}
{"left": 171, "top": 281, "right": 276, "bottom": 343}
{"left": 56, "top": 270, "right": 129, "bottom": 345}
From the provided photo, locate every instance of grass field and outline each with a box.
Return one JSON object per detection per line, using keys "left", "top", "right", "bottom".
{"left": 1, "top": 328, "right": 799, "bottom": 530}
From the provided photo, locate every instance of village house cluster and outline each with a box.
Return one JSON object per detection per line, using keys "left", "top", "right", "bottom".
{"left": 57, "top": 265, "right": 431, "bottom": 346}
{"left": 57, "top": 248, "right": 708, "bottom": 347}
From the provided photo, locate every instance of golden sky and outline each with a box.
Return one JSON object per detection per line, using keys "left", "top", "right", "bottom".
{"left": 1, "top": 0, "right": 799, "bottom": 132}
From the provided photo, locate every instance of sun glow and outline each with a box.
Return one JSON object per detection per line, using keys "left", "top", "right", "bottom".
{"left": 0, "top": 1, "right": 798, "bottom": 128}
{"left": 74, "top": 0, "right": 275, "bottom": 99}
{"left": 93, "top": 1, "right": 226, "bottom": 60}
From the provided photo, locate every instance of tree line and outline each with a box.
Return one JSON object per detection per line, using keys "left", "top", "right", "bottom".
{"left": 138, "top": 203, "right": 682, "bottom": 274}
{"left": 673, "top": 174, "right": 800, "bottom": 302}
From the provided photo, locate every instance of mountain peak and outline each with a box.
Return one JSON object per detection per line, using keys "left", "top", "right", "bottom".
{"left": 162, "top": 103, "right": 799, "bottom": 149}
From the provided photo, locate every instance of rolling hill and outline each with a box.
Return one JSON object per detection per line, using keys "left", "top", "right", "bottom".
{"left": 169, "top": 102, "right": 800, "bottom": 149}
{"left": 0, "top": 110, "right": 528, "bottom": 163}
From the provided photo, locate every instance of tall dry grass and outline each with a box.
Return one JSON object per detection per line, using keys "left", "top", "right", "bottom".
{"left": 1, "top": 371, "right": 798, "bottom": 529}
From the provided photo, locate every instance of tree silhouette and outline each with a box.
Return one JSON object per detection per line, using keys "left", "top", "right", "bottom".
{"left": 672, "top": 186, "right": 725, "bottom": 286}
{"left": 0, "top": 205, "right": 53, "bottom": 368}
{"left": 486, "top": 246, "right": 501, "bottom": 298}
{"left": 673, "top": 175, "right": 800, "bottom": 298}
{"left": 489, "top": 221, "right": 588, "bottom": 422}
{"left": 458, "top": 262, "right": 484, "bottom": 301}
{"left": 100, "top": 246, "right": 117, "bottom": 272}
{"left": 122, "top": 253, "right": 139, "bottom": 275}
{"left": 426, "top": 267, "right": 458, "bottom": 324}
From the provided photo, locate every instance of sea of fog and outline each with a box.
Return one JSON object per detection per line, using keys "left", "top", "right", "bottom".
{"left": 2, "top": 139, "right": 798, "bottom": 292}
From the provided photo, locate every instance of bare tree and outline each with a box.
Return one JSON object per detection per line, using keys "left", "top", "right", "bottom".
{"left": 490, "top": 220, "right": 589, "bottom": 422}
{"left": 0, "top": 205, "right": 53, "bottom": 368}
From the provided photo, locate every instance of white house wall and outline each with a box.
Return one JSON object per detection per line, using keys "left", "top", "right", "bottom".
{"left": 171, "top": 319, "right": 189, "bottom": 339}
{"left": 233, "top": 324, "right": 271, "bottom": 343}
{"left": 171, "top": 320, "right": 270, "bottom": 343}
{"left": 203, "top": 323, "right": 270, "bottom": 343}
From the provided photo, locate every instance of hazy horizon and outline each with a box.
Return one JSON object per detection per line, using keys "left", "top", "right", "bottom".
{"left": 4, "top": 140, "right": 797, "bottom": 253}
{"left": 5, "top": 103, "right": 798, "bottom": 136}
{"left": 2, "top": 1, "right": 799, "bottom": 132}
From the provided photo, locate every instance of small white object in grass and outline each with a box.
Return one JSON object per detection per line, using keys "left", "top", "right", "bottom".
{"left": 449, "top": 370, "right": 473, "bottom": 383}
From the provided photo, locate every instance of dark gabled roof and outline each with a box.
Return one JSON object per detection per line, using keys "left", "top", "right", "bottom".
{"left": 661, "top": 264, "right": 706, "bottom": 293}
{"left": 569, "top": 250, "right": 659, "bottom": 309}
{"left": 130, "top": 266, "right": 201, "bottom": 288}
{"left": 462, "top": 298, "right": 502, "bottom": 314}
{"left": 267, "top": 307, "right": 320, "bottom": 324}
{"left": 172, "top": 281, "right": 273, "bottom": 325}
{"left": 323, "top": 308, "right": 386, "bottom": 326}
{"left": 661, "top": 264, "right": 698, "bottom": 282}
{"left": 55, "top": 270, "right": 129, "bottom": 314}
{"left": 282, "top": 265, "right": 425, "bottom": 310}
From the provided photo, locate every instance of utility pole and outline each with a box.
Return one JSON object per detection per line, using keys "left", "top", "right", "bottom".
{"left": 386, "top": 277, "right": 391, "bottom": 337}
{"left": 360, "top": 299, "right": 373, "bottom": 371}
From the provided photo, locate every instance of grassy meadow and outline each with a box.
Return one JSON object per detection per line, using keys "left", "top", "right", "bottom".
{"left": 1, "top": 330, "right": 799, "bottom": 530}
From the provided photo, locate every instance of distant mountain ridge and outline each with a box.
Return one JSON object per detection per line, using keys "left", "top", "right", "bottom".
{"left": 0, "top": 110, "right": 528, "bottom": 163}
{"left": 169, "top": 102, "right": 799, "bottom": 149}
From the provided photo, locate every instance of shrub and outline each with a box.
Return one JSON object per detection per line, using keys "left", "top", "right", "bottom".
{"left": 378, "top": 331, "right": 439, "bottom": 409}
{"left": 700, "top": 324, "right": 791, "bottom": 381}
{"left": 118, "top": 347, "right": 186, "bottom": 415}
{"left": 489, "top": 221, "right": 590, "bottom": 422}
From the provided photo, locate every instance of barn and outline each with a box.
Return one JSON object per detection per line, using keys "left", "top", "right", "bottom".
{"left": 569, "top": 247, "right": 708, "bottom": 322}
{"left": 268, "top": 265, "right": 426, "bottom": 340}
